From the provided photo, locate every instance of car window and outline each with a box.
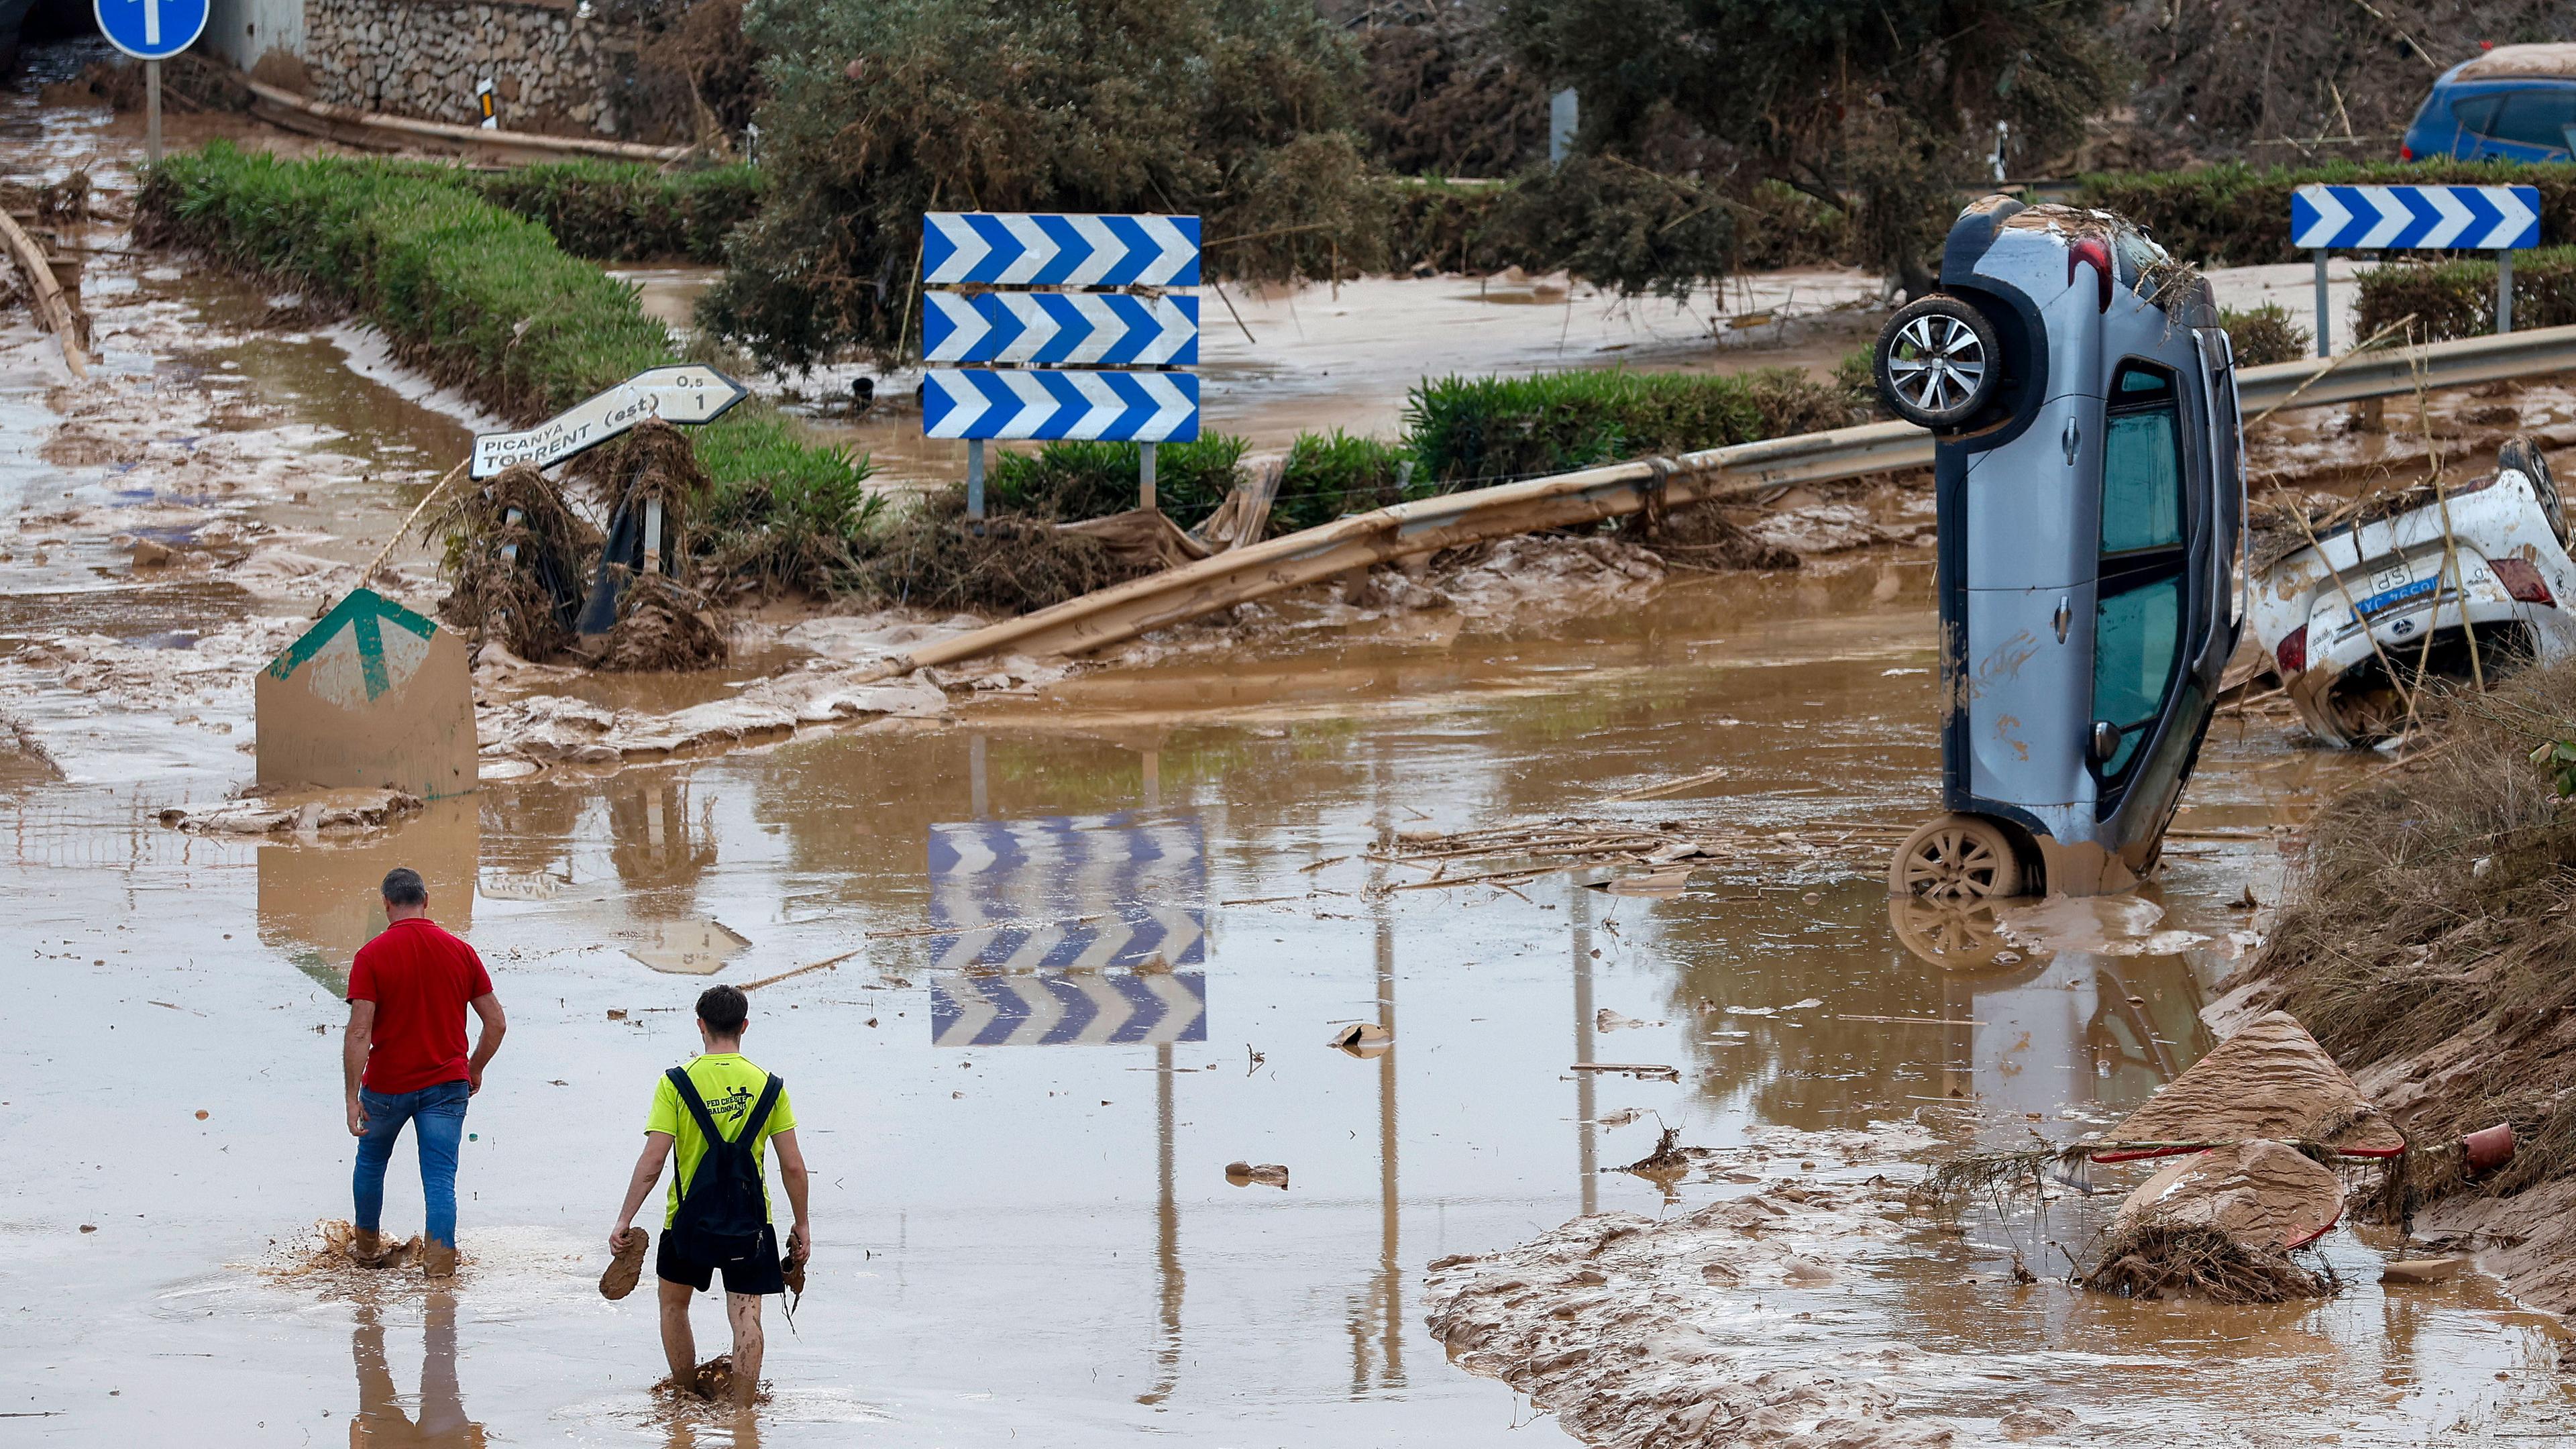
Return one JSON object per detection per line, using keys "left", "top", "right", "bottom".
{"left": 2102, "top": 365, "right": 2184, "bottom": 554}
{"left": 2094, "top": 577, "right": 2181, "bottom": 775}
{"left": 2480, "top": 87, "right": 2576, "bottom": 149}
{"left": 2451, "top": 95, "right": 2502, "bottom": 138}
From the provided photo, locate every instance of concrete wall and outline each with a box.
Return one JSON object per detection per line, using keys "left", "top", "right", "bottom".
{"left": 296, "top": 0, "right": 633, "bottom": 135}
{"left": 203, "top": 0, "right": 307, "bottom": 74}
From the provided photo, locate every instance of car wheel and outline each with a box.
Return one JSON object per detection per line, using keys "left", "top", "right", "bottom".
{"left": 1887, "top": 813, "right": 2026, "bottom": 902}
{"left": 1874, "top": 296, "right": 2002, "bottom": 429}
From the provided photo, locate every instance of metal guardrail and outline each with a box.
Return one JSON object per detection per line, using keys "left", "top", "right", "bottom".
{"left": 896, "top": 323, "right": 2576, "bottom": 672}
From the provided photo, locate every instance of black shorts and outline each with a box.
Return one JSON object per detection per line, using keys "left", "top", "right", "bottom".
{"left": 657, "top": 1224, "right": 785, "bottom": 1295}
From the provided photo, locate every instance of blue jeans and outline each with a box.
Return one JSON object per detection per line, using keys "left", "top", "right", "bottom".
{"left": 353, "top": 1079, "right": 470, "bottom": 1247}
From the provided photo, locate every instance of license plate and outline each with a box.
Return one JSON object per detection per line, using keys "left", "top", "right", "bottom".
{"left": 2357, "top": 575, "right": 2438, "bottom": 619}
{"left": 2367, "top": 559, "right": 2415, "bottom": 596}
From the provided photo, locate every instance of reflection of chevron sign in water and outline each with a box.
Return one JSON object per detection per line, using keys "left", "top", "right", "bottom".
{"left": 931, "top": 971, "right": 1207, "bottom": 1046}
{"left": 928, "top": 813, "right": 1206, "bottom": 972}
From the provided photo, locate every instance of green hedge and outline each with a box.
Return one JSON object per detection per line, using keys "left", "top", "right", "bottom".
{"left": 2357, "top": 246, "right": 2576, "bottom": 342}
{"left": 2072, "top": 160, "right": 2576, "bottom": 268}
{"left": 453, "top": 160, "right": 762, "bottom": 264}
{"left": 1403, "top": 366, "right": 1864, "bottom": 486}
{"left": 137, "top": 143, "right": 860, "bottom": 559}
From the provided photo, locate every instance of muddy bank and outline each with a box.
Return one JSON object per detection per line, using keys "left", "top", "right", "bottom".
{"left": 1424, "top": 1124, "right": 1963, "bottom": 1449}
{"left": 2220, "top": 654, "right": 2576, "bottom": 1313}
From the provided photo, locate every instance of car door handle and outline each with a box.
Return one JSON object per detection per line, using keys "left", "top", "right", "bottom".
{"left": 2062, "top": 418, "right": 2081, "bottom": 466}
{"left": 2055, "top": 596, "right": 2072, "bottom": 643}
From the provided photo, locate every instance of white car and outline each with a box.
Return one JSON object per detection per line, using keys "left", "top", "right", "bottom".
{"left": 2248, "top": 438, "right": 2576, "bottom": 747}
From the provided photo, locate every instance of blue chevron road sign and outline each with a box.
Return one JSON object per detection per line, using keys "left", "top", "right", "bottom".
{"left": 930, "top": 970, "right": 1208, "bottom": 1046}
{"left": 2292, "top": 184, "right": 2539, "bottom": 250}
{"left": 924, "top": 213, "right": 1201, "bottom": 287}
{"left": 922, "top": 292, "right": 1199, "bottom": 366}
{"left": 926, "top": 812, "right": 1207, "bottom": 973}
{"left": 923, "top": 369, "right": 1199, "bottom": 442}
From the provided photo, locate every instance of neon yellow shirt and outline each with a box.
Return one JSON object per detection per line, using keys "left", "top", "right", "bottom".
{"left": 644, "top": 1053, "right": 797, "bottom": 1228}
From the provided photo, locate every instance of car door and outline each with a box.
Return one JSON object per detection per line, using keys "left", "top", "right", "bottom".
{"left": 2090, "top": 361, "right": 2190, "bottom": 798}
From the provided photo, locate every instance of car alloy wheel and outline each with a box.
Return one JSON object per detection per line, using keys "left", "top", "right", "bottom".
{"left": 1874, "top": 295, "right": 2003, "bottom": 429}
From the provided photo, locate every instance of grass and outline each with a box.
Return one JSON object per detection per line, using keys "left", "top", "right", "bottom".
{"left": 138, "top": 142, "right": 868, "bottom": 594}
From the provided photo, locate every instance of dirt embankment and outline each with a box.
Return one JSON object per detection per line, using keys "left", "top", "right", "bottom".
{"left": 2218, "top": 656, "right": 2576, "bottom": 1309}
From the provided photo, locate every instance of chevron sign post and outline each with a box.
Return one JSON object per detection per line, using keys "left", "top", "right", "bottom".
{"left": 924, "top": 370, "right": 1199, "bottom": 442}
{"left": 920, "top": 212, "right": 1202, "bottom": 519}
{"left": 2290, "top": 184, "right": 2540, "bottom": 354}
{"left": 923, "top": 292, "right": 1199, "bottom": 366}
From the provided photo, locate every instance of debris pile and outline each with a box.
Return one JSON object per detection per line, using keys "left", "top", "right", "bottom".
{"left": 156, "top": 787, "right": 426, "bottom": 837}
{"left": 1374, "top": 814, "right": 1918, "bottom": 892}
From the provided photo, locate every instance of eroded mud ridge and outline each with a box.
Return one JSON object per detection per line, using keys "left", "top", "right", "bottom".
{"left": 1426, "top": 1126, "right": 1965, "bottom": 1449}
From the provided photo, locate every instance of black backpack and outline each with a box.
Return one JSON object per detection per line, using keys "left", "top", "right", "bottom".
{"left": 665, "top": 1067, "right": 784, "bottom": 1267}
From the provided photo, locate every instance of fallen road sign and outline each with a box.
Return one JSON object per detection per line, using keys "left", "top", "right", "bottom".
{"left": 255, "top": 588, "right": 476, "bottom": 799}
{"left": 922, "top": 291, "right": 1198, "bottom": 366}
{"left": 470, "top": 364, "right": 749, "bottom": 479}
{"left": 922, "top": 368, "right": 1198, "bottom": 441}
{"left": 923, "top": 212, "right": 1200, "bottom": 287}
{"left": 930, "top": 970, "right": 1208, "bottom": 1046}
{"left": 2292, "top": 184, "right": 2539, "bottom": 250}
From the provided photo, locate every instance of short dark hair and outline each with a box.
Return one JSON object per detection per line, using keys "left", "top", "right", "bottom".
{"left": 381, "top": 867, "right": 428, "bottom": 907}
{"left": 696, "top": 984, "right": 749, "bottom": 1036}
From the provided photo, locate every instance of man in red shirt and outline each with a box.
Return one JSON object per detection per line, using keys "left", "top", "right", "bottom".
{"left": 343, "top": 867, "right": 507, "bottom": 1279}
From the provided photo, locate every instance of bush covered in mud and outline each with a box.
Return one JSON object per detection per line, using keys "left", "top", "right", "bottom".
{"left": 989, "top": 436, "right": 1250, "bottom": 529}
{"left": 456, "top": 160, "right": 762, "bottom": 264}
{"left": 1404, "top": 366, "right": 1866, "bottom": 486}
{"left": 2356, "top": 246, "right": 2576, "bottom": 344}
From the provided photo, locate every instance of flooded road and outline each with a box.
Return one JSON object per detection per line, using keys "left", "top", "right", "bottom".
{"left": 10, "top": 557, "right": 2573, "bottom": 1446}
{"left": 7, "top": 54, "right": 2576, "bottom": 1449}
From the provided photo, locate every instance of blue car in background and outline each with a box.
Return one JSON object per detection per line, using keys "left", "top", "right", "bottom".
{"left": 2402, "top": 44, "right": 2576, "bottom": 161}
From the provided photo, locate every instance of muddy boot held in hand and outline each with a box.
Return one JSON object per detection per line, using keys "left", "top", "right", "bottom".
{"left": 601, "top": 1228, "right": 649, "bottom": 1301}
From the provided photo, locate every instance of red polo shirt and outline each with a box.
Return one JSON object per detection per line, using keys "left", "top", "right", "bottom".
{"left": 346, "top": 917, "right": 493, "bottom": 1094}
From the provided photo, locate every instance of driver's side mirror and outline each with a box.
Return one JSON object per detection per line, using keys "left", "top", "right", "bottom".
{"left": 2090, "top": 719, "right": 2124, "bottom": 763}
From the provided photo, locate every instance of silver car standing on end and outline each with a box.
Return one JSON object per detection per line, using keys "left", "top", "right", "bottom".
{"left": 1876, "top": 198, "right": 2247, "bottom": 900}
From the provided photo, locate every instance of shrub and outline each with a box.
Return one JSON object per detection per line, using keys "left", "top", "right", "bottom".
{"left": 988, "top": 435, "right": 1251, "bottom": 529}
{"left": 1273, "top": 431, "right": 1418, "bottom": 533}
{"left": 1403, "top": 367, "right": 1861, "bottom": 486}
{"left": 2356, "top": 247, "right": 2576, "bottom": 343}
{"left": 2220, "top": 303, "right": 2312, "bottom": 366}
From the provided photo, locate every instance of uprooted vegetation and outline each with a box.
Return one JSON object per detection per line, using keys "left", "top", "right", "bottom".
{"left": 2226, "top": 657, "right": 2576, "bottom": 1303}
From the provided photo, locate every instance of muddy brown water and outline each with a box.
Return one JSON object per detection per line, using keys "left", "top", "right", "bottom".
{"left": 10, "top": 560, "right": 2575, "bottom": 1445}
{"left": 7, "top": 62, "right": 2576, "bottom": 1449}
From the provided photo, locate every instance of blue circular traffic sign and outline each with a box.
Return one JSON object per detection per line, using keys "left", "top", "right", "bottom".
{"left": 93, "top": 0, "right": 208, "bottom": 61}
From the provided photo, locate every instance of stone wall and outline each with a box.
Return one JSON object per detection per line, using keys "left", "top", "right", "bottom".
{"left": 301, "top": 0, "right": 635, "bottom": 136}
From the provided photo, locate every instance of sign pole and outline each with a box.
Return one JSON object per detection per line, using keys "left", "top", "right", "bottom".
{"left": 2312, "top": 250, "right": 2329, "bottom": 357}
{"left": 2498, "top": 250, "right": 2514, "bottom": 335}
{"left": 146, "top": 60, "right": 162, "bottom": 163}
{"left": 1139, "top": 441, "right": 1157, "bottom": 514}
{"left": 966, "top": 437, "right": 985, "bottom": 522}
